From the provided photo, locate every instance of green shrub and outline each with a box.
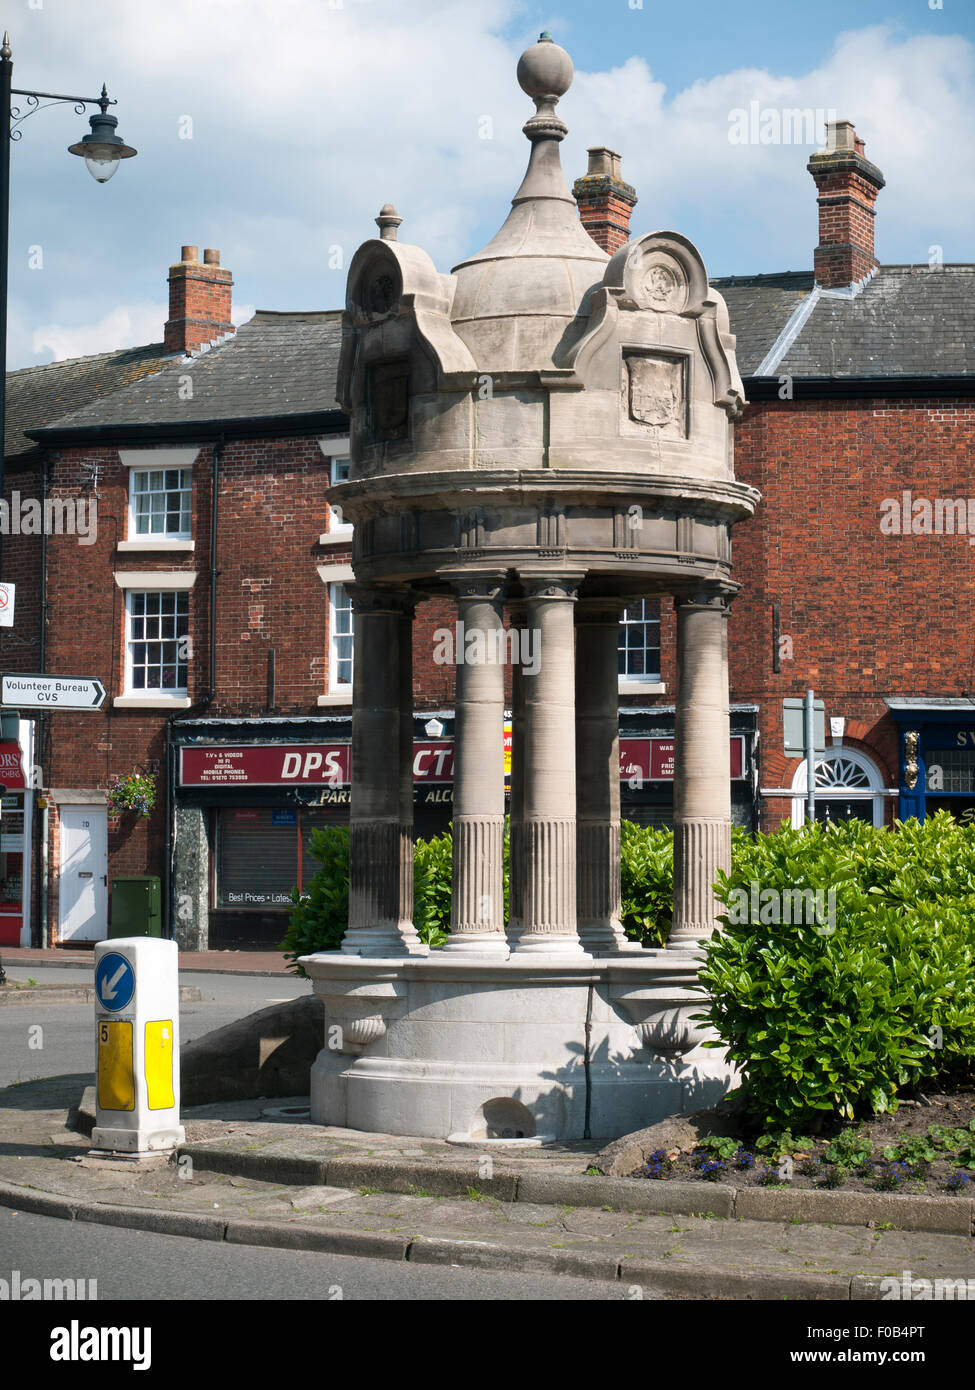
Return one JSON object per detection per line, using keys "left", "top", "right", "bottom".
{"left": 619, "top": 820, "right": 673, "bottom": 946}
{"left": 413, "top": 830, "right": 453, "bottom": 949}
{"left": 698, "top": 815, "right": 975, "bottom": 1128}
{"left": 280, "top": 826, "right": 350, "bottom": 970}
{"left": 280, "top": 820, "right": 513, "bottom": 972}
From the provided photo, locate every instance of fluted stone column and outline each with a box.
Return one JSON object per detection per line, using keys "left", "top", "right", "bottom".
{"left": 671, "top": 583, "right": 736, "bottom": 944}
{"left": 513, "top": 573, "right": 587, "bottom": 955}
{"left": 575, "top": 599, "right": 629, "bottom": 953}
{"left": 342, "top": 583, "right": 427, "bottom": 957}
{"left": 444, "top": 576, "right": 508, "bottom": 955}
{"left": 505, "top": 600, "right": 527, "bottom": 949}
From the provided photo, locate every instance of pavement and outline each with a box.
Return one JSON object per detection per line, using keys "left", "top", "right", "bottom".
{"left": 2, "top": 1072, "right": 974, "bottom": 1301}
{"left": 1, "top": 946, "right": 290, "bottom": 976}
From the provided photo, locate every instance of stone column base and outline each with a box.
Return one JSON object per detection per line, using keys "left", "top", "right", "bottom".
{"left": 672, "top": 816, "right": 731, "bottom": 943}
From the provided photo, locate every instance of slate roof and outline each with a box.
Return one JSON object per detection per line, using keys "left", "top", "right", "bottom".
{"left": 5, "top": 342, "right": 167, "bottom": 461}
{"left": 777, "top": 266, "right": 975, "bottom": 378}
{"left": 9, "top": 264, "right": 974, "bottom": 456}
{"left": 712, "top": 265, "right": 975, "bottom": 379}
{"left": 29, "top": 309, "right": 345, "bottom": 442}
{"left": 710, "top": 271, "right": 815, "bottom": 376}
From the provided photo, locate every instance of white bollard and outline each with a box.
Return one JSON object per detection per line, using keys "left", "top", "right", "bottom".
{"left": 91, "top": 937, "right": 185, "bottom": 1154}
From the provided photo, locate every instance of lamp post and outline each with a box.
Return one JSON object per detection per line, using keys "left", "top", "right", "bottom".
{"left": 0, "top": 30, "right": 136, "bottom": 577}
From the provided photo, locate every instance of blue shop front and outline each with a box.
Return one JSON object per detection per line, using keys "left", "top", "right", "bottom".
{"left": 887, "top": 698, "right": 975, "bottom": 822}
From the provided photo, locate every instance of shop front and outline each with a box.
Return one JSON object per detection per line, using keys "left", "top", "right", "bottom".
{"left": 618, "top": 705, "right": 757, "bottom": 830}
{"left": 169, "top": 709, "right": 757, "bottom": 948}
{"left": 0, "top": 721, "right": 33, "bottom": 947}
{"left": 887, "top": 698, "right": 975, "bottom": 822}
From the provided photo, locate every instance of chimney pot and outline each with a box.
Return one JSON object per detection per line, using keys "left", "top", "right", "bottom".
{"left": 180, "top": 245, "right": 199, "bottom": 263}
{"left": 826, "top": 119, "right": 856, "bottom": 153}
{"left": 203, "top": 248, "right": 220, "bottom": 266}
{"left": 586, "top": 146, "right": 622, "bottom": 180}
{"left": 573, "top": 147, "right": 637, "bottom": 256}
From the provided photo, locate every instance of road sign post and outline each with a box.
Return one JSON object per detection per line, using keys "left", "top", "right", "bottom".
{"left": 805, "top": 688, "right": 816, "bottom": 826}
{"left": 91, "top": 937, "right": 184, "bottom": 1154}
{"left": 1, "top": 672, "right": 105, "bottom": 709}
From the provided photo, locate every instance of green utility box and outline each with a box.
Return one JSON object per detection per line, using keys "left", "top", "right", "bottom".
{"left": 109, "top": 876, "right": 162, "bottom": 938}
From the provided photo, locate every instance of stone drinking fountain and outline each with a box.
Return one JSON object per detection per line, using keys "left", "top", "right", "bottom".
{"left": 301, "top": 34, "right": 759, "bottom": 1143}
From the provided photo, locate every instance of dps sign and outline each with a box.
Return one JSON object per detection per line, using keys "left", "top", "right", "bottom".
{"left": 91, "top": 938, "right": 185, "bottom": 1154}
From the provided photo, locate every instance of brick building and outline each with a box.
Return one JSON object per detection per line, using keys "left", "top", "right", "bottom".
{"left": 1, "top": 120, "right": 972, "bottom": 950}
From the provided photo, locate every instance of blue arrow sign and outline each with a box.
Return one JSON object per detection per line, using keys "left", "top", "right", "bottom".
{"left": 95, "top": 952, "right": 135, "bottom": 1012}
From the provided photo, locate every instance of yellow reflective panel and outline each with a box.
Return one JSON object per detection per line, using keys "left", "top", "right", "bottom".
{"left": 145, "top": 1020, "right": 175, "bottom": 1111}
{"left": 97, "top": 1020, "right": 134, "bottom": 1112}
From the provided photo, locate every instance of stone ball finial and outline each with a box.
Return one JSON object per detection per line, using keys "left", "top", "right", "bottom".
{"left": 376, "top": 203, "right": 403, "bottom": 241}
{"left": 517, "top": 32, "right": 573, "bottom": 101}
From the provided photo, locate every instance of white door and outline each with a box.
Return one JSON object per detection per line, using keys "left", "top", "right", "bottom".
{"left": 58, "top": 806, "right": 109, "bottom": 941}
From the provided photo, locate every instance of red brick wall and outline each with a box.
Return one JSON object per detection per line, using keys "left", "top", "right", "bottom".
{"left": 0, "top": 458, "right": 46, "bottom": 673}
{"left": 37, "top": 434, "right": 343, "bottom": 937}
{"left": 730, "top": 394, "right": 975, "bottom": 826}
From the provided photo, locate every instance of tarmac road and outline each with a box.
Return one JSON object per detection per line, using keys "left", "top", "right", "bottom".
{"left": 0, "top": 1207, "right": 632, "bottom": 1301}
{"left": 0, "top": 968, "right": 309, "bottom": 1088}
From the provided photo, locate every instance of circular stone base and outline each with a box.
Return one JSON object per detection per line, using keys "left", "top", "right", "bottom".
{"left": 302, "top": 953, "right": 737, "bottom": 1142}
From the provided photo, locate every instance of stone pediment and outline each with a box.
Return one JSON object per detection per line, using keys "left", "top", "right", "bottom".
{"left": 561, "top": 231, "right": 746, "bottom": 420}
{"left": 337, "top": 237, "right": 478, "bottom": 418}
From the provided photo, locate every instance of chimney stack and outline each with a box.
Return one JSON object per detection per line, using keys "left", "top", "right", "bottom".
{"left": 807, "top": 121, "right": 885, "bottom": 290}
{"left": 164, "top": 244, "right": 235, "bottom": 354}
{"left": 573, "top": 147, "right": 637, "bottom": 255}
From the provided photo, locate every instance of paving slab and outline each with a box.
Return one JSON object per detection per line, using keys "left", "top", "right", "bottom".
{"left": 1, "top": 1074, "right": 974, "bottom": 1300}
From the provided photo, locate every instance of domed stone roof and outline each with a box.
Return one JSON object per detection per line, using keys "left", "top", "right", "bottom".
{"left": 450, "top": 34, "right": 608, "bottom": 372}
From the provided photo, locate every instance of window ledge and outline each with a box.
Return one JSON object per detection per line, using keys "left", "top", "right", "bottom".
{"left": 118, "top": 539, "right": 194, "bottom": 552}
{"left": 113, "top": 695, "right": 192, "bottom": 710}
{"left": 317, "top": 563, "right": 355, "bottom": 585}
{"left": 619, "top": 681, "right": 667, "bottom": 694}
{"left": 318, "top": 531, "right": 354, "bottom": 546}
{"left": 317, "top": 693, "right": 353, "bottom": 707}
{"left": 114, "top": 571, "right": 197, "bottom": 589}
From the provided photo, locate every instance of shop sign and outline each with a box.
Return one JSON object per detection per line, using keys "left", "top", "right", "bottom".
{"left": 0, "top": 743, "right": 26, "bottom": 789}
{"left": 181, "top": 734, "right": 747, "bottom": 788}
{"left": 180, "top": 744, "right": 350, "bottom": 786}
{"left": 619, "top": 736, "right": 745, "bottom": 782}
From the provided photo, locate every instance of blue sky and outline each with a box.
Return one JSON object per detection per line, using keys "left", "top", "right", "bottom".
{"left": 5, "top": 0, "right": 974, "bottom": 368}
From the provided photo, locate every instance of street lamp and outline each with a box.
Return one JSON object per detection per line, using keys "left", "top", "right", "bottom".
{"left": 67, "top": 83, "right": 137, "bottom": 183}
{"left": 0, "top": 31, "right": 137, "bottom": 574}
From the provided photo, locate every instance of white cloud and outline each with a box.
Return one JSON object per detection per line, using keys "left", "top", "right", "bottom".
{"left": 27, "top": 300, "right": 256, "bottom": 364}
{"left": 4, "top": 5, "right": 973, "bottom": 365}
{"left": 30, "top": 302, "right": 168, "bottom": 363}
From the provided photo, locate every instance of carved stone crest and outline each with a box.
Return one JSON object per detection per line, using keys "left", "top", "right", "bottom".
{"left": 641, "top": 263, "right": 681, "bottom": 309}
{"left": 626, "top": 248, "right": 687, "bottom": 312}
{"left": 625, "top": 355, "right": 685, "bottom": 435}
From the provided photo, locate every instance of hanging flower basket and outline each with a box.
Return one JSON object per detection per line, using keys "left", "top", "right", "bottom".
{"left": 107, "top": 771, "right": 157, "bottom": 819}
